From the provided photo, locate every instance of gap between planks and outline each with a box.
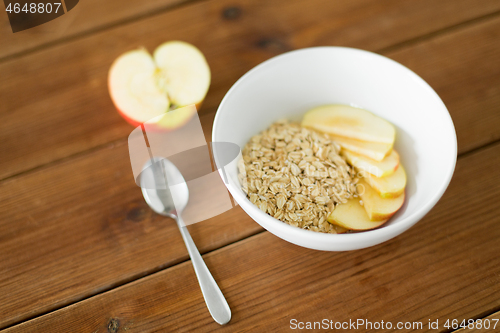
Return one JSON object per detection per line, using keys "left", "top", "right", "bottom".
{"left": 377, "top": 9, "right": 500, "bottom": 54}
{"left": 2, "top": 0, "right": 500, "bottom": 181}
{"left": 2, "top": 6, "right": 500, "bottom": 184}
{"left": 0, "top": 0, "right": 210, "bottom": 64}
{"left": 2, "top": 138, "right": 499, "bottom": 332}
{"left": 0, "top": 230, "right": 267, "bottom": 332}
{"left": 0, "top": 108, "right": 217, "bottom": 184}
{"left": 2, "top": 3, "right": 500, "bottom": 66}
{"left": 1, "top": 3, "right": 500, "bottom": 329}
{"left": 451, "top": 307, "right": 500, "bottom": 332}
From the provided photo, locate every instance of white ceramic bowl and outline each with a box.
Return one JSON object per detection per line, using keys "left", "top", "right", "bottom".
{"left": 212, "top": 47, "right": 457, "bottom": 251}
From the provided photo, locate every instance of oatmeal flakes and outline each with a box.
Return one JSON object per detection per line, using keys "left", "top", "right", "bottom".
{"left": 240, "top": 120, "right": 358, "bottom": 234}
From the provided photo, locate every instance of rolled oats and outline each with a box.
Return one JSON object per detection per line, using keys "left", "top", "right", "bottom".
{"left": 239, "top": 120, "right": 359, "bottom": 234}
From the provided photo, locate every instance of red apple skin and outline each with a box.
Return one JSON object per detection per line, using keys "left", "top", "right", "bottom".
{"left": 380, "top": 189, "right": 405, "bottom": 199}
{"left": 329, "top": 214, "right": 388, "bottom": 231}
{"left": 364, "top": 165, "right": 407, "bottom": 199}
{"left": 368, "top": 209, "right": 397, "bottom": 222}
{"left": 113, "top": 100, "right": 203, "bottom": 130}
{"left": 365, "top": 191, "right": 405, "bottom": 221}
{"left": 386, "top": 162, "right": 399, "bottom": 176}
{"left": 115, "top": 106, "right": 144, "bottom": 128}
{"left": 108, "top": 72, "right": 204, "bottom": 129}
{"left": 107, "top": 76, "right": 145, "bottom": 128}
{"left": 327, "top": 198, "right": 389, "bottom": 231}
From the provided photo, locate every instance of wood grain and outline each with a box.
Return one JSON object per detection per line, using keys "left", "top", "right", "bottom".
{"left": 2, "top": 0, "right": 500, "bottom": 330}
{"left": 386, "top": 18, "right": 500, "bottom": 155}
{"left": 457, "top": 310, "right": 500, "bottom": 332}
{"left": 1, "top": 0, "right": 499, "bottom": 61}
{"left": 0, "top": 112, "right": 262, "bottom": 329}
{"left": 0, "top": 0, "right": 192, "bottom": 60}
{"left": 4, "top": 141, "right": 500, "bottom": 333}
{"left": 2, "top": 0, "right": 500, "bottom": 180}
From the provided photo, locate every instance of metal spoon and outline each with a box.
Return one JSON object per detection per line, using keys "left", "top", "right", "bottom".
{"left": 140, "top": 157, "right": 231, "bottom": 325}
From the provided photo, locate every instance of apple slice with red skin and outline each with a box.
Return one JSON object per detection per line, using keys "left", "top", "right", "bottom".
{"left": 342, "top": 149, "right": 400, "bottom": 177}
{"left": 332, "top": 224, "right": 349, "bottom": 234}
{"left": 357, "top": 179, "right": 405, "bottom": 221}
{"left": 327, "top": 198, "right": 388, "bottom": 231}
{"left": 302, "top": 104, "right": 396, "bottom": 144}
{"left": 329, "top": 135, "right": 392, "bottom": 161}
{"left": 364, "top": 164, "right": 407, "bottom": 198}
{"left": 108, "top": 41, "right": 210, "bottom": 127}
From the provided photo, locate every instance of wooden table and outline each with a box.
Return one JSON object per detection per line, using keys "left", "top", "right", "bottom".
{"left": 1, "top": 0, "right": 500, "bottom": 332}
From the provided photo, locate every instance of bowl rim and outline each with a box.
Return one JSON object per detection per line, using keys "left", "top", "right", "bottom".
{"left": 212, "top": 46, "right": 457, "bottom": 242}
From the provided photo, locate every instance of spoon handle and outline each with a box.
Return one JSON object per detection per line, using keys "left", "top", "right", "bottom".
{"left": 177, "top": 219, "right": 232, "bottom": 325}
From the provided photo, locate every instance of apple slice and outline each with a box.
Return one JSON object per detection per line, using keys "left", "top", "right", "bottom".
{"left": 302, "top": 104, "right": 396, "bottom": 144}
{"left": 342, "top": 149, "right": 400, "bottom": 177}
{"left": 332, "top": 224, "right": 349, "bottom": 234}
{"left": 109, "top": 41, "right": 210, "bottom": 127}
{"left": 330, "top": 135, "right": 392, "bottom": 161}
{"left": 364, "top": 164, "right": 407, "bottom": 198}
{"left": 357, "top": 179, "right": 405, "bottom": 221}
{"left": 327, "top": 198, "right": 388, "bottom": 231}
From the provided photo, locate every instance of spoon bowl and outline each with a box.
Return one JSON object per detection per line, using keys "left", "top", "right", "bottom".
{"left": 141, "top": 158, "right": 189, "bottom": 219}
{"left": 140, "top": 157, "right": 231, "bottom": 325}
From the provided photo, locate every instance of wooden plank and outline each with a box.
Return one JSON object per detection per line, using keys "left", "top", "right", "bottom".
{"left": 456, "top": 310, "right": 500, "bottom": 332}
{"left": 0, "top": 0, "right": 192, "bottom": 60}
{"left": 2, "top": 1, "right": 500, "bottom": 329}
{"left": 0, "top": 111, "right": 263, "bottom": 329}
{"left": 2, "top": 0, "right": 500, "bottom": 180}
{"left": 386, "top": 18, "right": 500, "bottom": 155}
{"left": 4, "top": 142, "right": 500, "bottom": 333}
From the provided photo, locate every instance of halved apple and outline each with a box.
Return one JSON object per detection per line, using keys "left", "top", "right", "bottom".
{"left": 364, "top": 164, "right": 406, "bottom": 198}
{"left": 330, "top": 135, "right": 392, "bottom": 161}
{"left": 108, "top": 41, "right": 210, "bottom": 127}
{"left": 357, "top": 179, "right": 405, "bottom": 221}
{"left": 302, "top": 104, "right": 396, "bottom": 144}
{"left": 342, "top": 149, "right": 399, "bottom": 177}
{"left": 327, "top": 198, "right": 388, "bottom": 231}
